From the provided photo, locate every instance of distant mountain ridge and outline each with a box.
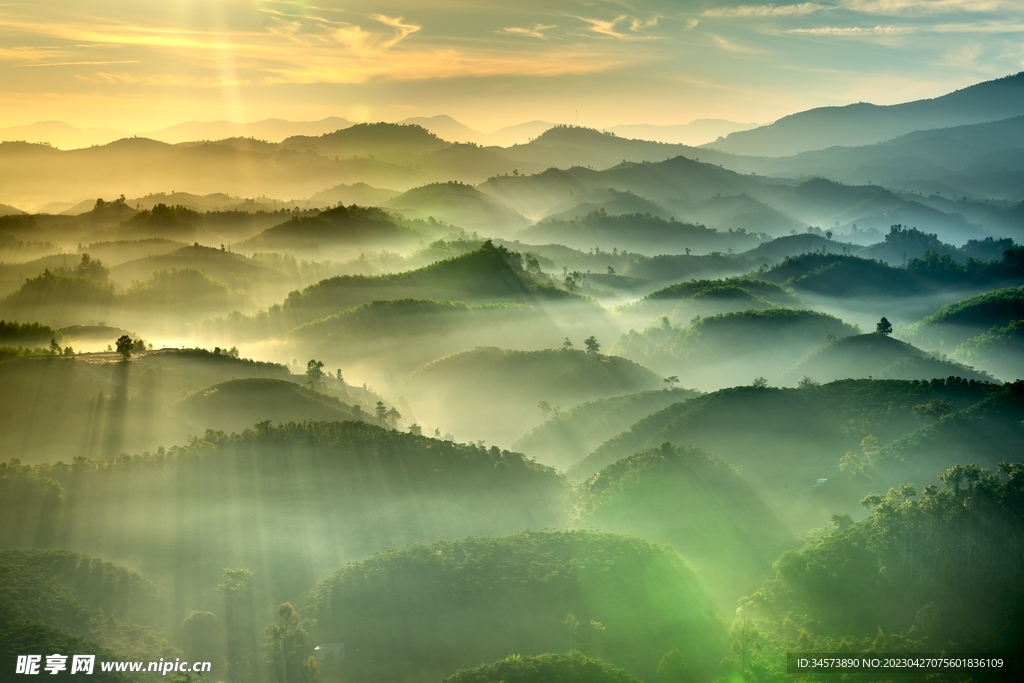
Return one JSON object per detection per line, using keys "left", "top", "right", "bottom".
{"left": 707, "top": 72, "right": 1024, "bottom": 157}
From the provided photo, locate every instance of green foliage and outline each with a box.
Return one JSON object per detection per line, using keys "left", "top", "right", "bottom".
{"left": 514, "top": 388, "right": 699, "bottom": 471}
{"left": 906, "top": 285, "right": 1024, "bottom": 348}
{"left": 747, "top": 463, "right": 1024, "bottom": 653}
{"left": 0, "top": 320, "right": 61, "bottom": 347}
{"left": 306, "top": 530, "right": 727, "bottom": 683}
{"left": 575, "top": 443, "right": 793, "bottom": 606}
{"left": 442, "top": 652, "right": 642, "bottom": 683}
{"left": 0, "top": 550, "right": 176, "bottom": 662}
{"left": 0, "top": 620, "right": 131, "bottom": 682}
{"left": 240, "top": 203, "right": 421, "bottom": 250}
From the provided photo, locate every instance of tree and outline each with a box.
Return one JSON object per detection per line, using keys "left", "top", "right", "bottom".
{"left": 115, "top": 335, "right": 134, "bottom": 361}
{"left": 584, "top": 336, "right": 600, "bottom": 354}
{"left": 305, "top": 359, "right": 324, "bottom": 388}
{"left": 657, "top": 649, "right": 695, "bottom": 683}
{"left": 538, "top": 400, "right": 552, "bottom": 421}
{"left": 385, "top": 407, "right": 402, "bottom": 430}
{"left": 562, "top": 338, "right": 574, "bottom": 350}
{"left": 876, "top": 317, "right": 893, "bottom": 336}
{"left": 265, "top": 603, "right": 310, "bottom": 683}
{"left": 408, "top": 423, "right": 422, "bottom": 436}
{"left": 222, "top": 568, "right": 256, "bottom": 683}
{"left": 563, "top": 613, "right": 579, "bottom": 650}
{"left": 797, "top": 375, "right": 820, "bottom": 389}
{"left": 751, "top": 376, "right": 768, "bottom": 388}
{"left": 375, "top": 401, "right": 387, "bottom": 428}
{"left": 49, "top": 338, "right": 61, "bottom": 355}
{"left": 663, "top": 376, "right": 679, "bottom": 387}
{"left": 182, "top": 612, "right": 222, "bottom": 675}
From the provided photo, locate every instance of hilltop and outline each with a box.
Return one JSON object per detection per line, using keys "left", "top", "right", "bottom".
{"left": 236, "top": 204, "right": 424, "bottom": 252}
{"left": 384, "top": 182, "right": 529, "bottom": 233}
{"left": 306, "top": 530, "right": 727, "bottom": 683}
{"left": 786, "top": 333, "right": 994, "bottom": 384}
{"left": 575, "top": 442, "right": 793, "bottom": 607}
{"left": 905, "top": 286, "right": 1024, "bottom": 349}
{"left": 513, "top": 388, "right": 699, "bottom": 471}
{"left": 616, "top": 308, "right": 857, "bottom": 385}
{"left": 407, "top": 347, "right": 662, "bottom": 445}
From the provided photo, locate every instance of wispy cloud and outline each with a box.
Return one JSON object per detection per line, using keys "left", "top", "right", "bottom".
{"left": 841, "top": 0, "right": 1016, "bottom": 14}
{"left": 500, "top": 24, "right": 557, "bottom": 39}
{"left": 576, "top": 15, "right": 660, "bottom": 40}
{"left": 785, "top": 25, "right": 914, "bottom": 34}
{"left": 703, "top": 3, "right": 828, "bottom": 18}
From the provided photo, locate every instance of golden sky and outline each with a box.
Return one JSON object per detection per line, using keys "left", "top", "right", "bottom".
{"left": 2, "top": 0, "right": 1023, "bottom": 131}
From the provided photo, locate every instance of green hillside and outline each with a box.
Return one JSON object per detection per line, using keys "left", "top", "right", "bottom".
{"left": 384, "top": 182, "right": 529, "bottom": 233}
{"left": 519, "top": 210, "right": 762, "bottom": 256}
{"left": 288, "top": 298, "right": 558, "bottom": 372}
{"left": 222, "top": 241, "right": 576, "bottom": 336}
{"left": 513, "top": 388, "right": 699, "bottom": 471}
{"left": 0, "top": 550, "right": 176, "bottom": 662}
{"left": 407, "top": 347, "right": 663, "bottom": 446}
{"left": 786, "top": 333, "right": 994, "bottom": 384}
{"left": 237, "top": 204, "right": 423, "bottom": 251}
{"left": 747, "top": 464, "right": 1024, "bottom": 661}
{"left": 954, "top": 319, "right": 1024, "bottom": 380}
{"left": 0, "top": 422, "right": 568, "bottom": 607}
{"left": 0, "top": 348, "right": 291, "bottom": 462}
{"left": 575, "top": 442, "right": 793, "bottom": 607}
{"left": 442, "top": 653, "right": 641, "bottom": 683}
{"left": 616, "top": 308, "right": 857, "bottom": 384}
{"left": 568, "top": 379, "right": 1001, "bottom": 524}
{"left": 906, "top": 285, "right": 1024, "bottom": 348}
{"left": 305, "top": 531, "right": 727, "bottom": 683}
{"left": 174, "top": 378, "right": 363, "bottom": 435}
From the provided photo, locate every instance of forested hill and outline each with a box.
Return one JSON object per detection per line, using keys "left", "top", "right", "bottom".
{"left": 305, "top": 530, "right": 727, "bottom": 683}
{"left": 0, "top": 422, "right": 569, "bottom": 601}
{"left": 224, "top": 241, "right": 574, "bottom": 336}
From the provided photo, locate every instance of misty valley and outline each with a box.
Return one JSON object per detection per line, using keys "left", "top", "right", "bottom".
{"left": 3, "top": 74, "right": 1024, "bottom": 683}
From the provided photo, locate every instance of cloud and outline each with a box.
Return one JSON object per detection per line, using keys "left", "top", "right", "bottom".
{"left": 841, "top": 0, "right": 1016, "bottom": 14}
{"left": 500, "top": 24, "right": 557, "bottom": 39}
{"left": 785, "top": 25, "right": 914, "bottom": 34}
{"left": 576, "top": 15, "right": 660, "bottom": 40}
{"left": 703, "top": 3, "right": 827, "bottom": 18}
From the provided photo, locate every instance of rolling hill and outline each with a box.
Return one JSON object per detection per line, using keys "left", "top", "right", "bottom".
{"left": 406, "top": 347, "right": 664, "bottom": 447}
{"left": 513, "top": 388, "right": 699, "bottom": 471}
{"left": 905, "top": 286, "right": 1024, "bottom": 349}
{"left": 305, "top": 531, "right": 727, "bottom": 683}
{"left": 575, "top": 442, "right": 793, "bottom": 607}
{"left": 383, "top": 182, "right": 529, "bottom": 233}
{"left": 785, "top": 333, "right": 994, "bottom": 384}
{"left": 236, "top": 204, "right": 424, "bottom": 252}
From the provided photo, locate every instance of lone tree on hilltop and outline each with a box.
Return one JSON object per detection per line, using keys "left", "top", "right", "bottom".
{"left": 375, "top": 401, "right": 387, "bottom": 428}
{"left": 115, "top": 334, "right": 134, "bottom": 361}
{"left": 663, "top": 376, "right": 679, "bottom": 387}
{"left": 876, "top": 317, "right": 893, "bottom": 336}
{"left": 584, "top": 336, "right": 601, "bottom": 354}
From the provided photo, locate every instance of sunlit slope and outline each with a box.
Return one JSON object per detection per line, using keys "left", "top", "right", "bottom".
{"left": 567, "top": 379, "right": 1002, "bottom": 523}
{"left": 305, "top": 531, "right": 727, "bottom": 683}
{"left": 616, "top": 308, "right": 857, "bottom": 384}
{"left": 542, "top": 188, "right": 673, "bottom": 222}
{"left": 406, "top": 347, "right": 663, "bottom": 446}
{"left": 443, "top": 653, "right": 641, "bottom": 683}
{"left": 281, "top": 122, "right": 447, "bottom": 160}
{"left": 0, "top": 267, "right": 252, "bottom": 329}
{"left": 905, "top": 285, "right": 1024, "bottom": 348}
{"left": 215, "top": 242, "right": 581, "bottom": 337}
{"left": 0, "top": 423, "right": 568, "bottom": 606}
{"left": 288, "top": 299, "right": 562, "bottom": 374}
{"left": 513, "top": 388, "right": 699, "bottom": 471}
{"left": 80, "top": 238, "right": 187, "bottom": 266}
{"left": 0, "top": 138, "right": 430, "bottom": 208}
{"left": 954, "top": 320, "right": 1024, "bottom": 380}
{"left": 760, "top": 249, "right": 1024, "bottom": 300}
{"left": 519, "top": 211, "right": 763, "bottom": 256}
{"left": 786, "top": 333, "right": 994, "bottom": 384}
{"left": 880, "top": 381, "right": 1024, "bottom": 472}
{"left": 237, "top": 204, "right": 425, "bottom": 252}
{"left": 0, "top": 550, "right": 176, "bottom": 662}
{"left": 575, "top": 442, "right": 793, "bottom": 608}
{"left": 0, "top": 622, "right": 130, "bottom": 683}
{"left": 750, "top": 464, "right": 1024, "bottom": 660}
{"left": 307, "top": 182, "right": 399, "bottom": 207}
{"left": 110, "top": 244, "right": 295, "bottom": 303}
{"left": 624, "top": 276, "right": 798, "bottom": 322}
{"left": 0, "top": 349, "right": 290, "bottom": 461}
{"left": 174, "top": 378, "right": 363, "bottom": 435}
{"left": 383, "top": 182, "right": 529, "bottom": 233}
